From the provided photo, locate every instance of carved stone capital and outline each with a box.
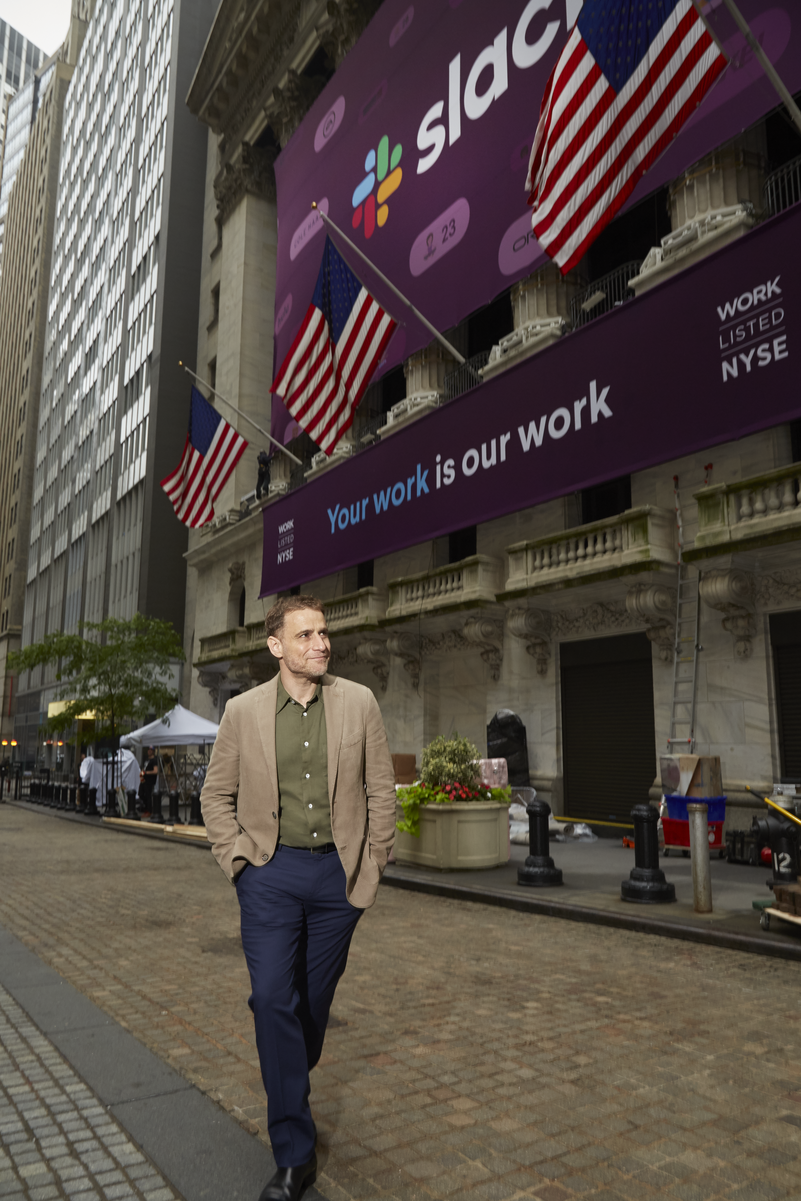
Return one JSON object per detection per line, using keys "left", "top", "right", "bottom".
{"left": 699, "top": 569, "right": 755, "bottom": 614}
{"left": 214, "top": 141, "right": 277, "bottom": 224}
{"left": 232, "top": 657, "right": 273, "bottom": 689}
{"left": 386, "top": 632, "right": 420, "bottom": 689}
{"left": 270, "top": 70, "right": 327, "bottom": 146}
{"left": 228, "top": 560, "right": 246, "bottom": 585}
{"left": 197, "top": 668, "right": 224, "bottom": 708}
{"left": 356, "top": 638, "right": 389, "bottom": 692}
{"left": 462, "top": 617, "right": 504, "bottom": 681}
{"left": 507, "top": 608, "right": 551, "bottom": 675}
{"left": 317, "top": 0, "right": 383, "bottom": 67}
{"left": 626, "top": 584, "right": 676, "bottom": 664}
{"left": 700, "top": 569, "right": 756, "bottom": 658}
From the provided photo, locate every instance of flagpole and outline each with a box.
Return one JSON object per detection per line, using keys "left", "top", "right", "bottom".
{"left": 702, "top": 0, "right": 801, "bottom": 138}
{"left": 178, "top": 362, "right": 303, "bottom": 466}
{"left": 311, "top": 203, "right": 482, "bottom": 383}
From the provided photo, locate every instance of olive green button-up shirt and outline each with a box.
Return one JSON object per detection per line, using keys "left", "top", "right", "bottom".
{"left": 275, "top": 679, "right": 333, "bottom": 848}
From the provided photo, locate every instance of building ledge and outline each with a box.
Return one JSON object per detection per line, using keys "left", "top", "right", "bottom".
{"left": 386, "top": 555, "right": 501, "bottom": 620}
{"left": 481, "top": 320, "right": 564, "bottom": 382}
{"left": 503, "top": 506, "right": 676, "bottom": 595}
{"left": 629, "top": 206, "right": 754, "bottom": 297}
{"left": 688, "top": 465, "right": 801, "bottom": 560}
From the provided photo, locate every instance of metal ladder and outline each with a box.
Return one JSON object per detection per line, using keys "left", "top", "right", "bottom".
{"left": 667, "top": 476, "right": 700, "bottom": 753}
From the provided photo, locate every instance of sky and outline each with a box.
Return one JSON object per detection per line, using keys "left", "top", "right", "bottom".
{"left": 0, "top": 0, "right": 72, "bottom": 57}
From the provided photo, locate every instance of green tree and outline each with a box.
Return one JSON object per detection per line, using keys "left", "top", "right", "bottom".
{"left": 9, "top": 614, "right": 185, "bottom": 744}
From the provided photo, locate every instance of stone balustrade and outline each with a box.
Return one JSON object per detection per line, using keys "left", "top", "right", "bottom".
{"left": 387, "top": 555, "right": 501, "bottom": 619}
{"left": 197, "top": 628, "right": 249, "bottom": 664}
{"left": 692, "top": 464, "right": 801, "bottom": 556}
{"left": 504, "top": 506, "right": 675, "bottom": 593}
{"left": 325, "top": 587, "right": 387, "bottom": 632}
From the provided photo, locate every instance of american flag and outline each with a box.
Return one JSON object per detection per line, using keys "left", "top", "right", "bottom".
{"left": 271, "top": 236, "right": 397, "bottom": 455}
{"left": 526, "top": 0, "right": 728, "bottom": 274}
{"left": 161, "top": 387, "right": 248, "bottom": 527}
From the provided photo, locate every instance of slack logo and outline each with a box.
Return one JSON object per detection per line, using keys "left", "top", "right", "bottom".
{"left": 352, "top": 134, "right": 402, "bottom": 239}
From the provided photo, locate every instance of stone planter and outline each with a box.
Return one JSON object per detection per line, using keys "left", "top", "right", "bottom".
{"left": 394, "top": 800, "right": 510, "bottom": 870}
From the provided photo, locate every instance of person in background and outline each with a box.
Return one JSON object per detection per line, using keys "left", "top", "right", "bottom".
{"left": 138, "top": 747, "right": 158, "bottom": 815}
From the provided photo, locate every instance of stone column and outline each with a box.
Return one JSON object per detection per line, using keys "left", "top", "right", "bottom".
{"left": 483, "top": 266, "right": 582, "bottom": 380}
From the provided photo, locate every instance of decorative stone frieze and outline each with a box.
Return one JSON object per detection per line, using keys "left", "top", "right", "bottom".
{"left": 626, "top": 583, "right": 676, "bottom": 663}
{"left": 386, "top": 631, "right": 420, "bottom": 688}
{"left": 551, "top": 602, "right": 638, "bottom": 639}
{"left": 228, "top": 561, "right": 246, "bottom": 584}
{"left": 507, "top": 608, "right": 551, "bottom": 675}
{"left": 356, "top": 638, "right": 389, "bottom": 691}
{"left": 699, "top": 569, "right": 756, "bottom": 658}
{"left": 756, "top": 568, "right": 801, "bottom": 609}
{"left": 213, "top": 141, "right": 277, "bottom": 223}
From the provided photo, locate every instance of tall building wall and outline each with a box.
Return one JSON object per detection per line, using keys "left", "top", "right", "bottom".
{"left": 0, "top": 21, "right": 45, "bottom": 265}
{"left": 0, "top": 59, "right": 74, "bottom": 746}
{"left": 14, "top": 0, "right": 216, "bottom": 763}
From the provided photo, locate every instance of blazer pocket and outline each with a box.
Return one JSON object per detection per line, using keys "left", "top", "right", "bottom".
{"left": 339, "top": 732, "right": 364, "bottom": 751}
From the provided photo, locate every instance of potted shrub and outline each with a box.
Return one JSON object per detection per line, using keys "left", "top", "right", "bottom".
{"left": 395, "top": 734, "right": 511, "bottom": 870}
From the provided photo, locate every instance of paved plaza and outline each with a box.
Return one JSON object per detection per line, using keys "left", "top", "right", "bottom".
{"left": 2, "top": 804, "right": 801, "bottom": 1201}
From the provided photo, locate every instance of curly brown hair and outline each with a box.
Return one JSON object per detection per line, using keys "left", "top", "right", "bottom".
{"left": 264, "top": 594, "right": 326, "bottom": 640}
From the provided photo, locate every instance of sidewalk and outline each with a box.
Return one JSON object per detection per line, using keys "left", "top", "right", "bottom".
{"left": 9, "top": 798, "right": 799, "bottom": 959}
{"left": 0, "top": 927, "right": 277, "bottom": 1201}
{"left": 2, "top": 803, "right": 801, "bottom": 1201}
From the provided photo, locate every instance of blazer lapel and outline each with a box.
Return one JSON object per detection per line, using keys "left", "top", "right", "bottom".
{"left": 256, "top": 677, "right": 279, "bottom": 801}
{"left": 323, "top": 675, "right": 343, "bottom": 801}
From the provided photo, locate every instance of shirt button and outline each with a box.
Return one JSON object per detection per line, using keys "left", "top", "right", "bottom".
{"left": 262, "top": 854, "right": 269, "bottom": 861}
{"left": 302, "top": 712, "right": 307, "bottom": 718}
{"left": 304, "top": 741, "right": 309, "bottom": 747}
{"left": 308, "top": 803, "right": 313, "bottom": 809}
{"left": 272, "top": 812, "right": 277, "bottom": 819}
{"left": 313, "top": 832, "right": 317, "bottom": 838}
{"left": 305, "top": 773, "right": 310, "bottom": 779}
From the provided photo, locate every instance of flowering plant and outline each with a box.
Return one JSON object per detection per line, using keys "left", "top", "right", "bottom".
{"left": 396, "top": 734, "right": 511, "bottom": 837}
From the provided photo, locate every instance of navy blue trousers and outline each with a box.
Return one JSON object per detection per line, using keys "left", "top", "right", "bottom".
{"left": 235, "top": 845, "right": 361, "bottom": 1166}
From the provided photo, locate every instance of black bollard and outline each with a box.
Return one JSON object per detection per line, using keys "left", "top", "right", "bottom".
{"left": 149, "top": 789, "right": 165, "bottom": 824}
{"left": 86, "top": 787, "right": 99, "bottom": 816}
{"left": 188, "top": 791, "right": 203, "bottom": 827}
{"left": 106, "top": 787, "right": 118, "bottom": 817}
{"left": 622, "top": 804, "right": 676, "bottom": 903}
{"left": 75, "top": 784, "right": 87, "bottom": 815}
{"left": 518, "top": 799, "right": 563, "bottom": 886}
{"left": 57, "top": 784, "right": 67, "bottom": 811}
{"left": 167, "top": 790, "right": 183, "bottom": 824}
{"left": 126, "top": 789, "right": 139, "bottom": 820}
{"left": 48, "top": 783, "right": 58, "bottom": 808}
{"left": 67, "top": 784, "right": 77, "bottom": 813}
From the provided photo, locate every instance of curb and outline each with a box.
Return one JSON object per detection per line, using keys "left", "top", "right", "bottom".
{"left": 381, "top": 866, "right": 801, "bottom": 963}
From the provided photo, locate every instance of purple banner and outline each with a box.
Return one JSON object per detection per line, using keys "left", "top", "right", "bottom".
{"left": 272, "top": 0, "right": 801, "bottom": 444}
{"left": 261, "top": 204, "right": 799, "bottom": 597}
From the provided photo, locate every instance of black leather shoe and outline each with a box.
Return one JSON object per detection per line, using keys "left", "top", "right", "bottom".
{"left": 258, "top": 1154, "right": 317, "bottom": 1201}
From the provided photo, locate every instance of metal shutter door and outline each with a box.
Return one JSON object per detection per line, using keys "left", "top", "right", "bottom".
{"left": 561, "top": 634, "right": 655, "bottom": 827}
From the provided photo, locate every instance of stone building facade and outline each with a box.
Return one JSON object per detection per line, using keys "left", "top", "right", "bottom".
{"left": 182, "top": 0, "right": 801, "bottom": 831}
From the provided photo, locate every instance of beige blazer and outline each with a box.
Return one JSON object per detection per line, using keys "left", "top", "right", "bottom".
{"left": 201, "top": 673, "right": 396, "bottom": 909}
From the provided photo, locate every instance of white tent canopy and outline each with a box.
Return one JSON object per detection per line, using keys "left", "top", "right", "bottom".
{"left": 120, "top": 704, "right": 219, "bottom": 748}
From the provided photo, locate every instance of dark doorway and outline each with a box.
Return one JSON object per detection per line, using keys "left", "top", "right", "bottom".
{"left": 771, "top": 611, "right": 801, "bottom": 782}
{"left": 561, "top": 632, "right": 655, "bottom": 827}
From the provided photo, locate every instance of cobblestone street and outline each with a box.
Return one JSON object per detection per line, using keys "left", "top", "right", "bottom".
{"left": 2, "top": 805, "right": 801, "bottom": 1201}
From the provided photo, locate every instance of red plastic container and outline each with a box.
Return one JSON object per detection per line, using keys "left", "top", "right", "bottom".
{"left": 662, "top": 815, "right": 724, "bottom": 851}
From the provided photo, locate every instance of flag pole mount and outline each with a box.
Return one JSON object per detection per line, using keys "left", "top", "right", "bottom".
{"left": 311, "top": 203, "right": 482, "bottom": 385}
{"left": 178, "top": 362, "right": 303, "bottom": 466}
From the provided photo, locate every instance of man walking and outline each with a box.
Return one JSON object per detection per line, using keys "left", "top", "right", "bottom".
{"left": 202, "top": 595, "right": 396, "bottom": 1201}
